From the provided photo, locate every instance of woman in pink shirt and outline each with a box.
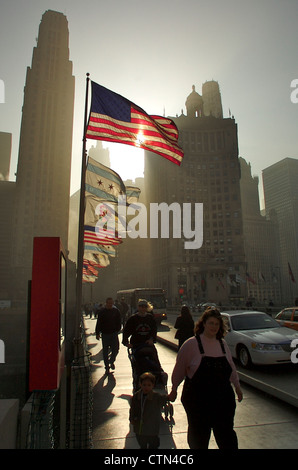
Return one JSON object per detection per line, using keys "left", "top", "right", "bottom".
{"left": 168, "top": 307, "right": 243, "bottom": 449}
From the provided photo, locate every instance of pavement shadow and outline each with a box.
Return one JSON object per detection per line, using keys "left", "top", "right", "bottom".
{"left": 91, "top": 347, "right": 104, "bottom": 365}
{"left": 92, "top": 372, "right": 116, "bottom": 413}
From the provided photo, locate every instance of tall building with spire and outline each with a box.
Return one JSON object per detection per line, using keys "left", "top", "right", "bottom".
{"left": 144, "top": 81, "right": 246, "bottom": 306}
{"left": 12, "top": 10, "right": 75, "bottom": 301}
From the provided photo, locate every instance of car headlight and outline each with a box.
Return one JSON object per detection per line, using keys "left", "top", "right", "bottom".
{"left": 251, "top": 343, "right": 283, "bottom": 351}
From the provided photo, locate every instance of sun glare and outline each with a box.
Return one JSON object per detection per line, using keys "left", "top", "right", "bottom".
{"left": 136, "top": 131, "right": 145, "bottom": 147}
{"left": 109, "top": 143, "right": 144, "bottom": 182}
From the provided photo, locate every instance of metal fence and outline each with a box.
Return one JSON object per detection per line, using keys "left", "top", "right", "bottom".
{"left": 26, "top": 391, "right": 56, "bottom": 449}
{"left": 25, "top": 316, "right": 93, "bottom": 449}
{"left": 69, "top": 348, "right": 93, "bottom": 448}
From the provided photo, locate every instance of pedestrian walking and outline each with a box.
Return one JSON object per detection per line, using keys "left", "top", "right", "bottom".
{"left": 95, "top": 297, "right": 122, "bottom": 374}
{"left": 174, "top": 305, "right": 195, "bottom": 350}
{"left": 130, "top": 372, "right": 172, "bottom": 449}
{"left": 168, "top": 306, "right": 243, "bottom": 449}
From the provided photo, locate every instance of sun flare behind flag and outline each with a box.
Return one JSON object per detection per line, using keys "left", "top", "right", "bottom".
{"left": 86, "top": 81, "right": 184, "bottom": 165}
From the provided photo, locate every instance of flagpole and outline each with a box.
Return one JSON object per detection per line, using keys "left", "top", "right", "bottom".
{"left": 74, "top": 73, "right": 90, "bottom": 355}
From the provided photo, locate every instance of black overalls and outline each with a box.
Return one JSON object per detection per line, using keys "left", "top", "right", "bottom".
{"left": 181, "top": 334, "right": 238, "bottom": 449}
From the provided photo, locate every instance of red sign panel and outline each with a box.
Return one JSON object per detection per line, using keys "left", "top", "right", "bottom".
{"left": 29, "top": 237, "right": 66, "bottom": 391}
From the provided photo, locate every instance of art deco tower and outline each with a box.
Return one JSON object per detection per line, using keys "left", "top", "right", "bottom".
{"left": 145, "top": 81, "right": 246, "bottom": 306}
{"left": 12, "top": 10, "right": 75, "bottom": 300}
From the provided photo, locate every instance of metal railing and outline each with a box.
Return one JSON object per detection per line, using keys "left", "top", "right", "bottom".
{"left": 69, "top": 316, "right": 93, "bottom": 449}
{"left": 26, "top": 391, "right": 56, "bottom": 449}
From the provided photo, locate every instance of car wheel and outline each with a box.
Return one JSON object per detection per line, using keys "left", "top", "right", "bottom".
{"left": 237, "top": 344, "right": 252, "bottom": 368}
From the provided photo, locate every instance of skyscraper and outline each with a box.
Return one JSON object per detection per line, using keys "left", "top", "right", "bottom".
{"left": 0, "top": 131, "right": 12, "bottom": 180}
{"left": 239, "top": 157, "right": 281, "bottom": 304}
{"left": 263, "top": 158, "right": 298, "bottom": 303}
{"left": 12, "top": 10, "right": 75, "bottom": 300}
{"left": 145, "top": 82, "right": 246, "bottom": 306}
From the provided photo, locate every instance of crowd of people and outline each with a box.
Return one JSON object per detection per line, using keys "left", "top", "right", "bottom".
{"left": 89, "top": 297, "right": 243, "bottom": 450}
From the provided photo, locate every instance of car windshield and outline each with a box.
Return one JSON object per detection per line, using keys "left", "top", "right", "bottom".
{"left": 231, "top": 314, "right": 280, "bottom": 331}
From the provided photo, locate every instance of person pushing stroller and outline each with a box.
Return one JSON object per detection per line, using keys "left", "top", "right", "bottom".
{"left": 122, "top": 299, "right": 162, "bottom": 380}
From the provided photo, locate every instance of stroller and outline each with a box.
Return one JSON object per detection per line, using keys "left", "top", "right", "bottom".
{"left": 128, "top": 343, "right": 174, "bottom": 420}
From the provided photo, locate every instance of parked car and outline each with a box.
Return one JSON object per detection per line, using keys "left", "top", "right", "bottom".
{"left": 196, "top": 302, "right": 217, "bottom": 312}
{"left": 275, "top": 307, "right": 298, "bottom": 331}
{"left": 221, "top": 310, "right": 298, "bottom": 368}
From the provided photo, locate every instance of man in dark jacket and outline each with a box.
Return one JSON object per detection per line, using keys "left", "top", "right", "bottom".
{"left": 95, "top": 297, "right": 121, "bottom": 374}
{"left": 122, "top": 299, "right": 157, "bottom": 348}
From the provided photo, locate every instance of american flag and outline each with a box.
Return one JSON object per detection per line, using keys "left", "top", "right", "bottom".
{"left": 83, "top": 264, "right": 98, "bottom": 277}
{"left": 83, "top": 259, "right": 105, "bottom": 270}
{"left": 83, "top": 224, "right": 122, "bottom": 246}
{"left": 86, "top": 81, "right": 184, "bottom": 165}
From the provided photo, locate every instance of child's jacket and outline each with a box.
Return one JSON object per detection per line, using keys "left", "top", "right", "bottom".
{"left": 130, "top": 390, "right": 168, "bottom": 436}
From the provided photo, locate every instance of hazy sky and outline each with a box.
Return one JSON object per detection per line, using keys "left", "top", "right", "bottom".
{"left": 0, "top": 0, "right": 297, "bottom": 203}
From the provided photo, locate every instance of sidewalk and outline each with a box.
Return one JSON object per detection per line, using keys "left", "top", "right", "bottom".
{"left": 84, "top": 318, "right": 185, "bottom": 449}
{"left": 84, "top": 318, "right": 298, "bottom": 450}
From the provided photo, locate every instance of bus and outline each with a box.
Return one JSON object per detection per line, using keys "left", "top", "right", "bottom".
{"left": 116, "top": 288, "right": 167, "bottom": 324}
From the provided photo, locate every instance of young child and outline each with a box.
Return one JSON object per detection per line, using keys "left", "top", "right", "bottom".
{"left": 129, "top": 372, "right": 171, "bottom": 449}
